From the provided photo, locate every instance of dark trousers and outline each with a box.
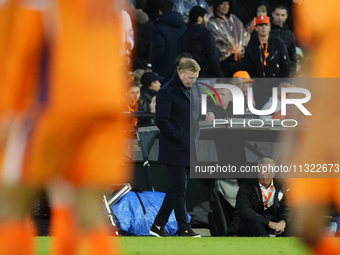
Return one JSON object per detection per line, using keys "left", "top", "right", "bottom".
{"left": 153, "top": 165, "right": 190, "bottom": 232}
{"left": 239, "top": 220, "right": 271, "bottom": 237}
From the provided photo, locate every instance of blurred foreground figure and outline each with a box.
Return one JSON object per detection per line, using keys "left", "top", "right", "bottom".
{"left": 287, "top": 1, "right": 340, "bottom": 255}
{"left": 0, "top": 0, "right": 130, "bottom": 255}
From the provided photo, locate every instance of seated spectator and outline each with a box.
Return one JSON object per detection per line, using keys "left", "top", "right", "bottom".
{"left": 138, "top": 91, "right": 157, "bottom": 126}
{"left": 133, "top": 69, "right": 145, "bottom": 87}
{"left": 178, "top": 5, "right": 223, "bottom": 78}
{"left": 228, "top": 157, "right": 291, "bottom": 236}
{"left": 140, "top": 72, "right": 163, "bottom": 105}
{"left": 232, "top": 71, "right": 255, "bottom": 99}
{"left": 207, "top": 87, "right": 233, "bottom": 118}
{"left": 260, "top": 82, "right": 290, "bottom": 120}
{"left": 230, "top": 71, "right": 255, "bottom": 113}
{"left": 139, "top": 93, "right": 157, "bottom": 126}
{"left": 207, "top": 0, "right": 249, "bottom": 77}
{"left": 126, "top": 82, "right": 147, "bottom": 126}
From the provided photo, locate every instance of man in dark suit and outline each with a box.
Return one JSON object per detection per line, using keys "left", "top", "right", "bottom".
{"left": 228, "top": 157, "right": 291, "bottom": 236}
{"left": 149, "top": 59, "right": 214, "bottom": 237}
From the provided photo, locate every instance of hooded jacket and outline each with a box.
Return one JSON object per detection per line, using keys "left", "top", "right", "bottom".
{"left": 133, "top": 10, "right": 154, "bottom": 70}
{"left": 270, "top": 22, "right": 297, "bottom": 75}
{"left": 151, "top": 11, "right": 186, "bottom": 82}
{"left": 178, "top": 24, "right": 223, "bottom": 78}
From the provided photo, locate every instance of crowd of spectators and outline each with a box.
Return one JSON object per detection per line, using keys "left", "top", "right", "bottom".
{"left": 122, "top": 0, "right": 329, "bottom": 239}
{"left": 123, "top": 0, "right": 305, "bottom": 127}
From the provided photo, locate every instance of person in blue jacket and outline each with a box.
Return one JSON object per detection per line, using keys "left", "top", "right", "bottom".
{"left": 151, "top": 0, "right": 186, "bottom": 84}
{"left": 178, "top": 5, "right": 223, "bottom": 78}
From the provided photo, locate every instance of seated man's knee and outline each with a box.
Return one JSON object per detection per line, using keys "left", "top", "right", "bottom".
{"left": 240, "top": 220, "right": 269, "bottom": 237}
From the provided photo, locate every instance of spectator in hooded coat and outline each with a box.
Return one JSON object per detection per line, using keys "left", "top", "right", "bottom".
{"left": 178, "top": 5, "right": 223, "bottom": 78}
{"left": 151, "top": 0, "right": 186, "bottom": 84}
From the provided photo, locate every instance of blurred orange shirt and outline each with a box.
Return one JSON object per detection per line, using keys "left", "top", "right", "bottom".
{"left": 290, "top": 1, "right": 340, "bottom": 208}
{"left": 0, "top": 0, "right": 131, "bottom": 188}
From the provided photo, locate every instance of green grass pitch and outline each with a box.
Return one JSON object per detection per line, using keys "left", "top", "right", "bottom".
{"left": 36, "top": 236, "right": 313, "bottom": 255}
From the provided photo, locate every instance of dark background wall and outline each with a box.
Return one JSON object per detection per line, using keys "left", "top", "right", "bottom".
{"left": 131, "top": 162, "right": 210, "bottom": 212}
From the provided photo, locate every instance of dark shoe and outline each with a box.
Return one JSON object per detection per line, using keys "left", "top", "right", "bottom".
{"left": 180, "top": 229, "right": 201, "bottom": 237}
{"left": 149, "top": 224, "right": 169, "bottom": 237}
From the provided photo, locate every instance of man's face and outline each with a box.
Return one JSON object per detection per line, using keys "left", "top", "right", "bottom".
{"left": 150, "top": 80, "right": 161, "bottom": 91}
{"left": 127, "top": 86, "right": 140, "bottom": 105}
{"left": 239, "top": 81, "right": 253, "bottom": 96}
{"left": 272, "top": 8, "right": 288, "bottom": 27}
{"left": 216, "top": 1, "right": 230, "bottom": 16}
{"left": 179, "top": 70, "right": 199, "bottom": 88}
{"left": 258, "top": 162, "right": 275, "bottom": 186}
{"left": 255, "top": 23, "right": 270, "bottom": 37}
{"left": 215, "top": 88, "right": 232, "bottom": 108}
{"left": 257, "top": 10, "right": 267, "bottom": 16}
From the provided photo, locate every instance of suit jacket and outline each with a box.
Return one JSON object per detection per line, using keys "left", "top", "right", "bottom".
{"left": 155, "top": 71, "right": 200, "bottom": 167}
{"left": 228, "top": 178, "right": 291, "bottom": 234}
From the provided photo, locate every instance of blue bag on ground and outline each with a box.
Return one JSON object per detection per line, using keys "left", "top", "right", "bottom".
{"left": 112, "top": 191, "right": 191, "bottom": 236}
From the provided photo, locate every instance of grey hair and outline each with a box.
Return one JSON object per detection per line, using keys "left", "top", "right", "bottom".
{"left": 257, "top": 157, "right": 276, "bottom": 167}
